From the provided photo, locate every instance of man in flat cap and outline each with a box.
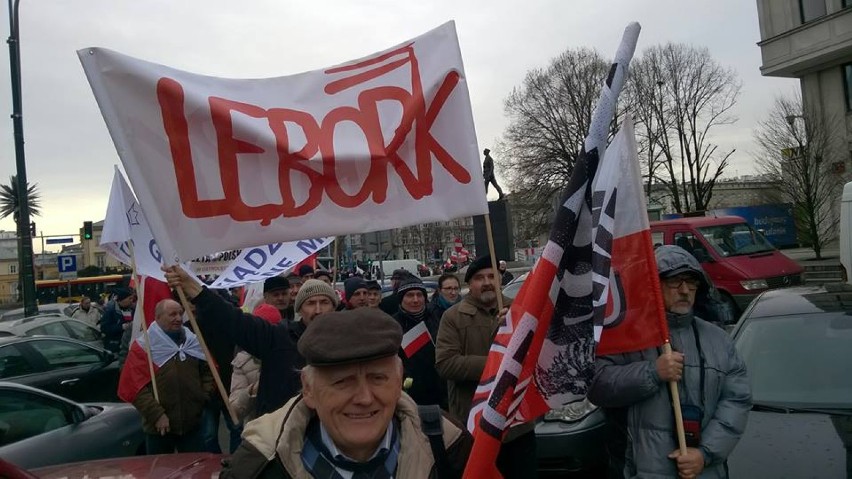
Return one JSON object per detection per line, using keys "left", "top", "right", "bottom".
{"left": 163, "top": 268, "right": 340, "bottom": 417}
{"left": 435, "top": 255, "right": 538, "bottom": 478}
{"left": 263, "top": 276, "right": 292, "bottom": 320}
{"left": 220, "top": 308, "right": 473, "bottom": 479}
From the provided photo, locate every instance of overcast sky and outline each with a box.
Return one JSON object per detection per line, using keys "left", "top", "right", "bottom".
{"left": 0, "top": 0, "right": 796, "bottom": 251}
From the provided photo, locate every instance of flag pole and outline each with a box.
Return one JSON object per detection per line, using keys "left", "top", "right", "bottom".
{"left": 483, "top": 212, "right": 504, "bottom": 312}
{"left": 663, "top": 342, "right": 688, "bottom": 455}
{"left": 174, "top": 287, "right": 240, "bottom": 425}
{"left": 333, "top": 237, "right": 340, "bottom": 282}
{"left": 128, "top": 243, "right": 159, "bottom": 404}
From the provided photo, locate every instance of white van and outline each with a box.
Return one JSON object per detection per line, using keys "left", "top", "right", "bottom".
{"left": 371, "top": 259, "right": 421, "bottom": 280}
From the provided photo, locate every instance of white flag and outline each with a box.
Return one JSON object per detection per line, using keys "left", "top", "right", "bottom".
{"left": 79, "top": 21, "right": 487, "bottom": 263}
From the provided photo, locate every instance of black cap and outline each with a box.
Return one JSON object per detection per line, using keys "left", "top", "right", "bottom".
{"left": 298, "top": 309, "right": 402, "bottom": 366}
{"left": 365, "top": 280, "right": 381, "bottom": 291}
{"left": 263, "top": 276, "right": 290, "bottom": 294}
{"left": 464, "top": 255, "right": 493, "bottom": 283}
{"left": 344, "top": 277, "right": 369, "bottom": 301}
{"left": 298, "top": 264, "right": 315, "bottom": 277}
{"left": 395, "top": 276, "right": 427, "bottom": 298}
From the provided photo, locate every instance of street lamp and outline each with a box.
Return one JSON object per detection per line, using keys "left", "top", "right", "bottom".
{"left": 7, "top": 0, "right": 37, "bottom": 315}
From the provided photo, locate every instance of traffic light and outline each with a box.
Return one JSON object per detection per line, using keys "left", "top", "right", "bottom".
{"left": 29, "top": 221, "right": 35, "bottom": 237}
{"left": 83, "top": 221, "right": 93, "bottom": 240}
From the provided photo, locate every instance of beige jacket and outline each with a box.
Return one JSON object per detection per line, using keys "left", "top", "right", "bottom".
{"left": 230, "top": 393, "right": 471, "bottom": 479}
{"left": 229, "top": 350, "right": 262, "bottom": 425}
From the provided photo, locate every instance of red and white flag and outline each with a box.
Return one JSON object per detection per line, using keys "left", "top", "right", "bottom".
{"left": 79, "top": 21, "right": 487, "bottom": 264}
{"left": 401, "top": 321, "right": 432, "bottom": 358}
{"left": 462, "top": 24, "right": 670, "bottom": 478}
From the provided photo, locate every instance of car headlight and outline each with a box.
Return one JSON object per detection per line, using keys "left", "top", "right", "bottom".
{"left": 740, "top": 279, "right": 768, "bottom": 291}
{"left": 543, "top": 398, "right": 598, "bottom": 423}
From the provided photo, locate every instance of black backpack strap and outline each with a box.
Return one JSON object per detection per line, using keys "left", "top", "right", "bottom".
{"left": 417, "top": 404, "right": 450, "bottom": 479}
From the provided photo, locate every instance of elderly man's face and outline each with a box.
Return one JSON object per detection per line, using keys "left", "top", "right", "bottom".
{"left": 302, "top": 356, "right": 402, "bottom": 462}
{"left": 468, "top": 268, "right": 498, "bottom": 305}
{"left": 264, "top": 289, "right": 290, "bottom": 310}
{"left": 299, "top": 295, "right": 335, "bottom": 324}
{"left": 348, "top": 289, "right": 370, "bottom": 309}
{"left": 156, "top": 300, "right": 184, "bottom": 333}
{"left": 661, "top": 274, "right": 699, "bottom": 315}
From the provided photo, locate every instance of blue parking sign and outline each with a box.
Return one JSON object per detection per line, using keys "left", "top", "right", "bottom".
{"left": 58, "top": 255, "right": 77, "bottom": 273}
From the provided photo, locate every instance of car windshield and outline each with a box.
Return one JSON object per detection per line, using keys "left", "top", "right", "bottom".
{"left": 735, "top": 313, "right": 852, "bottom": 408}
{"left": 696, "top": 223, "right": 775, "bottom": 257}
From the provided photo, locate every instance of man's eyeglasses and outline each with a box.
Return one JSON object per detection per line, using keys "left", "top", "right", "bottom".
{"left": 441, "top": 286, "right": 460, "bottom": 292}
{"left": 663, "top": 276, "right": 700, "bottom": 290}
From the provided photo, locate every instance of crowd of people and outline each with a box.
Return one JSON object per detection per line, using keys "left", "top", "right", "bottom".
{"left": 99, "top": 246, "right": 751, "bottom": 478}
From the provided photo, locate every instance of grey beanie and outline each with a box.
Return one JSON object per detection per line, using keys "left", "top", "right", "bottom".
{"left": 295, "top": 279, "right": 339, "bottom": 312}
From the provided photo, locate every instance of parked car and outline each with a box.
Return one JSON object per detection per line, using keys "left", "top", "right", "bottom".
{"left": 650, "top": 216, "right": 803, "bottom": 318}
{"left": 0, "top": 314, "right": 103, "bottom": 348}
{"left": 502, "top": 272, "right": 528, "bottom": 299}
{"left": 0, "top": 304, "right": 78, "bottom": 323}
{"left": 0, "top": 336, "right": 120, "bottom": 402}
{"left": 0, "top": 382, "right": 144, "bottom": 469}
{"left": 24, "top": 453, "right": 224, "bottom": 479}
{"left": 727, "top": 284, "right": 852, "bottom": 477}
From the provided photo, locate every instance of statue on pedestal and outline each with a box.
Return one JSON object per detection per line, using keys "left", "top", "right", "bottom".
{"left": 482, "top": 148, "right": 505, "bottom": 200}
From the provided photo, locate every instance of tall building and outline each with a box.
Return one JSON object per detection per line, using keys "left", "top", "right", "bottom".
{"left": 756, "top": 0, "right": 852, "bottom": 178}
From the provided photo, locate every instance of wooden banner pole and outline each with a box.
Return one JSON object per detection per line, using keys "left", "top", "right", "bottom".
{"left": 128, "top": 243, "right": 159, "bottom": 404}
{"left": 483, "top": 213, "right": 504, "bottom": 312}
{"left": 663, "top": 342, "right": 688, "bottom": 455}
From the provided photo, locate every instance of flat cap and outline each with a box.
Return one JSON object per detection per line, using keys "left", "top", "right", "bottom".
{"left": 263, "top": 276, "right": 290, "bottom": 294}
{"left": 298, "top": 309, "right": 402, "bottom": 366}
{"left": 464, "top": 254, "right": 493, "bottom": 283}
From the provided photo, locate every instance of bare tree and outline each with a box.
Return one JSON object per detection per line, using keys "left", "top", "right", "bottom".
{"left": 630, "top": 44, "right": 740, "bottom": 212}
{"left": 754, "top": 94, "right": 841, "bottom": 259}
{"left": 498, "top": 48, "right": 615, "bottom": 238}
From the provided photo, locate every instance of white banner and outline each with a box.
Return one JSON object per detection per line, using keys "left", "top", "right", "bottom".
{"left": 79, "top": 21, "right": 487, "bottom": 264}
{"left": 102, "top": 167, "right": 332, "bottom": 286}
{"left": 209, "top": 237, "right": 333, "bottom": 288}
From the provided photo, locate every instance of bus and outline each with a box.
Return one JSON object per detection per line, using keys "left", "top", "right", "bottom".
{"left": 35, "top": 274, "right": 132, "bottom": 304}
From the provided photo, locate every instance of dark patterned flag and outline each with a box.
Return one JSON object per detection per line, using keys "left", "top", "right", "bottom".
{"left": 463, "top": 23, "right": 653, "bottom": 479}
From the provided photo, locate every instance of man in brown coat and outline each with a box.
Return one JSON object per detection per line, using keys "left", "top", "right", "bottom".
{"left": 129, "top": 299, "right": 213, "bottom": 454}
{"left": 435, "top": 255, "right": 538, "bottom": 479}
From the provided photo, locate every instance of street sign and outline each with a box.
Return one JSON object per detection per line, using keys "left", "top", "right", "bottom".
{"left": 45, "top": 237, "right": 74, "bottom": 245}
{"left": 57, "top": 255, "right": 77, "bottom": 280}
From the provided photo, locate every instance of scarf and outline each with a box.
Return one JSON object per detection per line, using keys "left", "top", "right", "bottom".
{"left": 301, "top": 417, "right": 400, "bottom": 479}
{"left": 137, "top": 322, "right": 206, "bottom": 367}
{"left": 435, "top": 294, "right": 459, "bottom": 312}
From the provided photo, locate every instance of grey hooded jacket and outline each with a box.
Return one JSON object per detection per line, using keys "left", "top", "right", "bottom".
{"left": 588, "top": 246, "right": 751, "bottom": 478}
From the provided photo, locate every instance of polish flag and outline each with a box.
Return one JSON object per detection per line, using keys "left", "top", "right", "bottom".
{"left": 401, "top": 321, "right": 432, "bottom": 358}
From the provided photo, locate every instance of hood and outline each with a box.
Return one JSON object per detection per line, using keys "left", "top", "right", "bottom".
{"left": 655, "top": 245, "right": 731, "bottom": 324}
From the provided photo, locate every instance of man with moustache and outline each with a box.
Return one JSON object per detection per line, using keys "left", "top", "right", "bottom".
{"left": 435, "top": 255, "right": 538, "bottom": 478}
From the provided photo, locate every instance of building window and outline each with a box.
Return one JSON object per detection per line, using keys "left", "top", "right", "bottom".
{"left": 96, "top": 253, "right": 106, "bottom": 269}
{"left": 9, "top": 264, "right": 16, "bottom": 274}
{"left": 845, "top": 64, "right": 852, "bottom": 111}
{"left": 800, "top": 0, "right": 826, "bottom": 23}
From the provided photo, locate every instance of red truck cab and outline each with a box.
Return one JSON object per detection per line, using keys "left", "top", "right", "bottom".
{"left": 650, "top": 216, "right": 803, "bottom": 315}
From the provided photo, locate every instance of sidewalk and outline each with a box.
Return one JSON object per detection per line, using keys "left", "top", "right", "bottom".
{"left": 779, "top": 240, "right": 841, "bottom": 266}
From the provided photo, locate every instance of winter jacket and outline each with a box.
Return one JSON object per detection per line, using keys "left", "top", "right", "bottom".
{"left": 220, "top": 393, "right": 473, "bottom": 479}
{"left": 435, "top": 294, "right": 534, "bottom": 441}
{"left": 588, "top": 246, "right": 751, "bottom": 478}
{"left": 132, "top": 339, "right": 214, "bottom": 436}
{"left": 393, "top": 304, "right": 448, "bottom": 409}
{"left": 191, "top": 287, "right": 302, "bottom": 417}
{"left": 229, "top": 350, "right": 261, "bottom": 425}
{"left": 100, "top": 301, "right": 133, "bottom": 352}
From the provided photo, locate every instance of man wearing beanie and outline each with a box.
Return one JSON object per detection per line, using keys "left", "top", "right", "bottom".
{"left": 220, "top": 308, "right": 473, "bottom": 478}
{"left": 436, "top": 255, "right": 538, "bottom": 478}
{"left": 343, "top": 276, "right": 370, "bottom": 309}
{"left": 366, "top": 280, "right": 382, "bottom": 308}
{"left": 379, "top": 269, "right": 417, "bottom": 315}
{"left": 163, "top": 268, "right": 340, "bottom": 417}
{"left": 392, "top": 276, "right": 448, "bottom": 409}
